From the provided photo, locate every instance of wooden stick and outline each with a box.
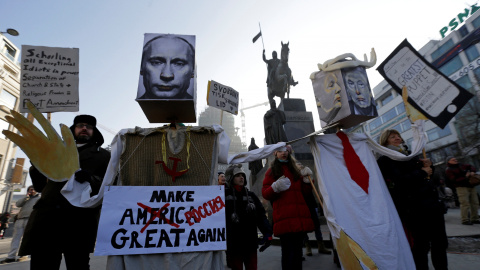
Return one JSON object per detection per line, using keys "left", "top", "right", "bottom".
{"left": 307, "top": 175, "right": 323, "bottom": 209}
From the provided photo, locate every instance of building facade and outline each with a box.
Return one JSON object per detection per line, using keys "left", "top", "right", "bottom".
{"left": 0, "top": 32, "right": 24, "bottom": 212}
{"left": 357, "top": 7, "right": 480, "bottom": 175}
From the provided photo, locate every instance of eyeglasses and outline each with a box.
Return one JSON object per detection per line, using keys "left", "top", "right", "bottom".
{"left": 75, "top": 123, "right": 94, "bottom": 130}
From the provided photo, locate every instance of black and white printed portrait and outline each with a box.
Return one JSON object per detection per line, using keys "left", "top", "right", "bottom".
{"left": 312, "top": 70, "right": 346, "bottom": 125}
{"left": 137, "top": 34, "right": 195, "bottom": 100}
{"left": 341, "top": 66, "right": 378, "bottom": 117}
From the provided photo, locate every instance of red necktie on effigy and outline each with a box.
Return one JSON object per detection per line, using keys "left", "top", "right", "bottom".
{"left": 336, "top": 131, "right": 370, "bottom": 194}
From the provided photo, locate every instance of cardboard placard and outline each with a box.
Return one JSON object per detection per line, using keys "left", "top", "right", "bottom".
{"left": 377, "top": 39, "right": 473, "bottom": 129}
{"left": 136, "top": 33, "right": 196, "bottom": 123}
{"left": 20, "top": 45, "right": 79, "bottom": 113}
{"left": 207, "top": 80, "right": 239, "bottom": 115}
{"left": 95, "top": 186, "right": 226, "bottom": 256}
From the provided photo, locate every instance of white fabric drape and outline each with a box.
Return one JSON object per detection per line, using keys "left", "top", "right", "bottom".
{"left": 308, "top": 120, "right": 426, "bottom": 270}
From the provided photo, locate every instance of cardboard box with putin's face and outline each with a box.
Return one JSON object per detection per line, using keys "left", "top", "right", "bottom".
{"left": 136, "top": 33, "right": 197, "bottom": 123}
{"left": 311, "top": 51, "right": 378, "bottom": 129}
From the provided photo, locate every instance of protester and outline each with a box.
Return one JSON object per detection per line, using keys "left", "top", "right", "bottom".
{"left": 1, "top": 186, "right": 40, "bottom": 264}
{"left": 0, "top": 212, "right": 11, "bottom": 239}
{"left": 445, "top": 156, "right": 480, "bottom": 225}
{"left": 295, "top": 162, "right": 331, "bottom": 256}
{"left": 218, "top": 171, "right": 226, "bottom": 186}
{"left": 225, "top": 164, "right": 272, "bottom": 270}
{"left": 377, "top": 129, "right": 448, "bottom": 270}
{"left": 262, "top": 145, "right": 314, "bottom": 270}
{"left": 19, "top": 115, "right": 111, "bottom": 270}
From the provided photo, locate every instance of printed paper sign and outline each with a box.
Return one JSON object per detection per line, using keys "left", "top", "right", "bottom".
{"left": 95, "top": 186, "right": 226, "bottom": 256}
{"left": 20, "top": 45, "right": 79, "bottom": 113}
{"left": 377, "top": 39, "right": 473, "bottom": 129}
{"left": 207, "top": 80, "right": 239, "bottom": 115}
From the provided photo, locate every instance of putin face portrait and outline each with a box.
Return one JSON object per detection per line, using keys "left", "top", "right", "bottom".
{"left": 139, "top": 34, "right": 195, "bottom": 99}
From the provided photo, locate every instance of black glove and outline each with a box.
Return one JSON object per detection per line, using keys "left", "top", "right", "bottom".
{"left": 258, "top": 235, "right": 272, "bottom": 252}
{"left": 75, "top": 170, "right": 92, "bottom": 183}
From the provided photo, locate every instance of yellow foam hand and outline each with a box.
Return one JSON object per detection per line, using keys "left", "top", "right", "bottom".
{"left": 2, "top": 100, "right": 79, "bottom": 182}
{"left": 402, "top": 86, "right": 428, "bottom": 122}
{"left": 336, "top": 230, "right": 378, "bottom": 270}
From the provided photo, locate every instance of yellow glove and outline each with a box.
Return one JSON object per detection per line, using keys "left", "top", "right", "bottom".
{"left": 2, "top": 101, "right": 79, "bottom": 182}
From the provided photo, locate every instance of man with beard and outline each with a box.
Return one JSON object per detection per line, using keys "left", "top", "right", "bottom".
{"left": 19, "top": 115, "right": 110, "bottom": 270}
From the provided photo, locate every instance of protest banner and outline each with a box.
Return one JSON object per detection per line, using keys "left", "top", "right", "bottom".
{"left": 20, "top": 45, "right": 79, "bottom": 113}
{"left": 95, "top": 186, "right": 226, "bottom": 256}
{"left": 377, "top": 39, "right": 473, "bottom": 129}
{"left": 207, "top": 80, "right": 239, "bottom": 115}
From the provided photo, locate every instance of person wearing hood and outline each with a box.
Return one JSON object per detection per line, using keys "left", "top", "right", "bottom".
{"left": 262, "top": 145, "right": 315, "bottom": 270}
{"left": 445, "top": 156, "right": 479, "bottom": 225}
{"left": 20, "top": 115, "right": 111, "bottom": 270}
{"left": 225, "top": 164, "right": 272, "bottom": 270}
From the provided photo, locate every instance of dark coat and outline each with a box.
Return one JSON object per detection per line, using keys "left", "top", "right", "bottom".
{"left": 377, "top": 155, "right": 443, "bottom": 224}
{"left": 225, "top": 186, "right": 271, "bottom": 252}
{"left": 19, "top": 143, "right": 110, "bottom": 256}
{"left": 445, "top": 163, "right": 476, "bottom": 188}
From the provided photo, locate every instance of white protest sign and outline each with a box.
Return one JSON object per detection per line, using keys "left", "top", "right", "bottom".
{"left": 95, "top": 186, "right": 226, "bottom": 256}
{"left": 377, "top": 39, "right": 473, "bottom": 129}
{"left": 20, "top": 45, "right": 79, "bottom": 113}
{"left": 207, "top": 80, "right": 239, "bottom": 115}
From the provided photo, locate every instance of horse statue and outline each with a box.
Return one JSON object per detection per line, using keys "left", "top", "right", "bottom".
{"left": 267, "top": 42, "right": 298, "bottom": 108}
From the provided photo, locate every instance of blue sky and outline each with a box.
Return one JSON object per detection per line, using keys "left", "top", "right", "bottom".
{"left": 1, "top": 0, "right": 476, "bottom": 187}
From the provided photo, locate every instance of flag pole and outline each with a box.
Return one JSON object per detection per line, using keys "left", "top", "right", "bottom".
{"left": 259, "top": 22, "right": 264, "bottom": 50}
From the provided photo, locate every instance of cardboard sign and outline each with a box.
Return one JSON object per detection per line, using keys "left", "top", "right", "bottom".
{"left": 377, "top": 39, "right": 473, "bottom": 129}
{"left": 207, "top": 80, "right": 239, "bottom": 115}
{"left": 20, "top": 45, "right": 79, "bottom": 113}
{"left": 136, "top": 33, "right": 197, "bottom": 123}
{"left": 95, "top": 186, "right": 226, "bottom": 256}
{"left": 311, "top": 66, "right": 378, "bottom": 129}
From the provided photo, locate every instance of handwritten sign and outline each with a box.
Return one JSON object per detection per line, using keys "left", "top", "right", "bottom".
{"left": 20, "top": 45, "right": 79, "bottom": 113}
{"left": 377, "top": 39, "right": 473, "bottom": 129}
{"left": 207, "top": 80, "right": 239, "bottom": 115}
{"left": 94, "top": 186, "right": 226, "bottom": 256}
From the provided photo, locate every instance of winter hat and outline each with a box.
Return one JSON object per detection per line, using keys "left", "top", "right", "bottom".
{"left": 69, "top": 115, "right": 105, "bottom": 146}
{"left": 446, "top": 156, "right": 455, "bottom": 164}
{"left": 225, "top": 164, "right": 247, "bottom": 186}
{"left": 274, "top": 144, "right": 293, "bottom": 156}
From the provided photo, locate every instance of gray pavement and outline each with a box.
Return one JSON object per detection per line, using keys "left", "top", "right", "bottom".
{"left": 0, "top": 208, "right": 478, "bottom": 269}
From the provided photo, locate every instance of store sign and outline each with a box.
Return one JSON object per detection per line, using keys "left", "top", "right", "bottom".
{"left": 440, "top": 4, "right": 480, "bottom": 38}
{"left": 449, "top": 55, "right": 480, "bottom": 81}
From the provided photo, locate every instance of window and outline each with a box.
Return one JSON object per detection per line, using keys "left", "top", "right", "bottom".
{"left": 465, "top": 45, "right": 480, "bottom": 62}
{"left": 455, "top": 75, "right": 473, "bottom": 90}
{"left": 381, "top": 108, "right": 397, "bottom": 123}
{"left": 438, "top": 55, "right": 463, "bottom": 76}
{"left": 395, "top": 103, "right": 405, "bottom": 114}
{"left": 430, "top": 39, "right": 454, "bottom": 61}
{"left": 369, "top": 118, "right": 383, "bottom": 131}
{"left": 0, "top": 120, "right": 9, "bottom": 140}
{"left": 368, "top": 103, "right": 406, "bottom": 132}
{"left": 380, "top": 93, "right": 394, "bottom": 106}
{"left": 2, "top": 41, "right": 16, "bottom": 62}
{"left": 458, "top": 25, "right": 469, "bottom": 38}
{"left": 427, "top": 125, "right": 452, "bottom": 142}
{"left": 0, "top": 89, "right": 17, "bottom": 109}
{"left": 473, "top": 15, "right": 480, "bottom": 28}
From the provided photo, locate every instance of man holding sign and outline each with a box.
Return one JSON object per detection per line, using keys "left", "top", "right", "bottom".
{"left": 18, "top": 114, "right": 110, "bottom": 270}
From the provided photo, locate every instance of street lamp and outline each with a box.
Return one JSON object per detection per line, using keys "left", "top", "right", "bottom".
{"left": 0, "top": 28, "right": 20, "bottom": 36}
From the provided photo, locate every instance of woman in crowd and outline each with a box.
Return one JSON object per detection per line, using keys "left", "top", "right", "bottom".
{"left": 225, "top": 164, "right": 272, "bottom": 270}
{"left": 262, "top": 145, "right": 314, "bottom": 270}
{"left": 377, "top": 129, "right": 448, "bottom": 270}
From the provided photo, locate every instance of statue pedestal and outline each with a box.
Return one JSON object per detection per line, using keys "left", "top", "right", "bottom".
{"left": 279, "top": 98, "right": 315, "bottom": 161}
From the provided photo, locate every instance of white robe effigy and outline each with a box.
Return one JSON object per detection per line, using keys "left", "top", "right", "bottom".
{"left": 310, "top": 121, "right": 426, "bottom": 270}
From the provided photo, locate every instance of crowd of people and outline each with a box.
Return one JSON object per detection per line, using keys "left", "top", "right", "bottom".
{"left": 1, "top": 111, "right": 478, "bottom": 270}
